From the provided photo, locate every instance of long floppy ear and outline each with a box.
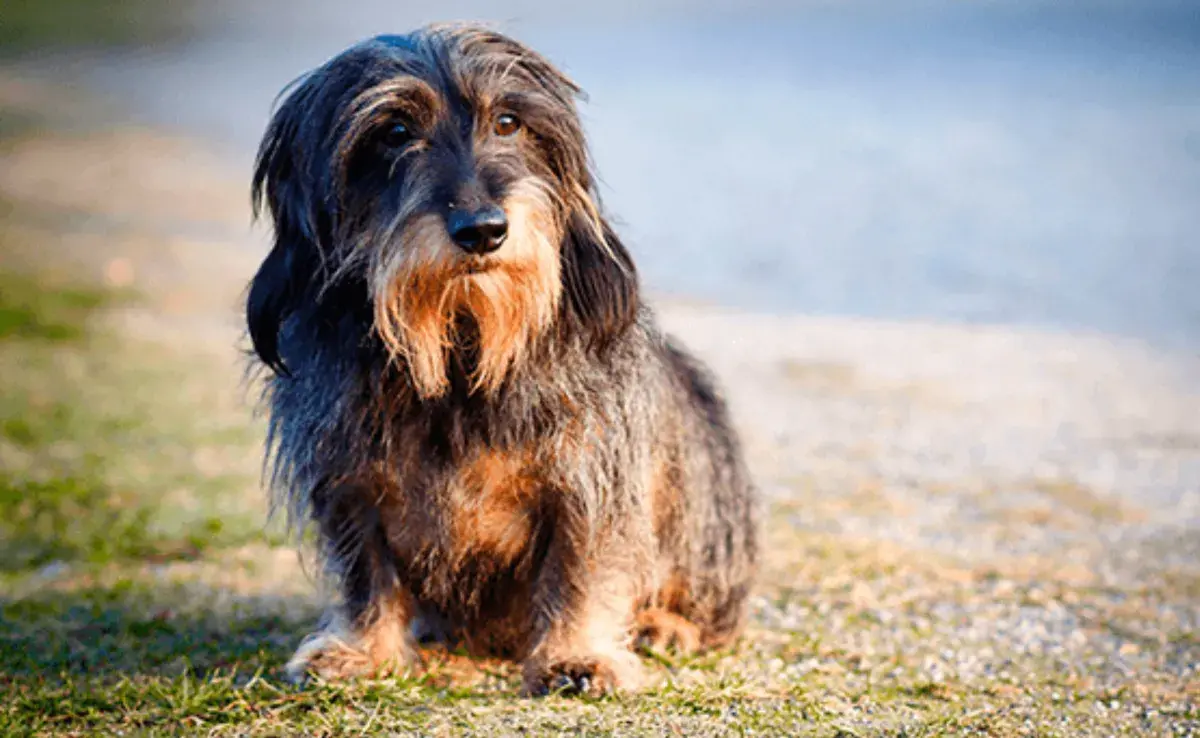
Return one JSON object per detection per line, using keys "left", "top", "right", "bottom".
{"left": 248, "top": 72, "right": 332, "bottom": 377}
{"left": 246, "top": 239, "right": 312, "bottom": 377}
{"left": 561, "top": 210, "right": 640, "bottom": 351}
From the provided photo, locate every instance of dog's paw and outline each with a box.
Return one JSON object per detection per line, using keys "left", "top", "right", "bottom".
{"left": 634, "top": 609, "right": 702, "bottom": 655}
{"left": 522, "top": 650, "right": 644, "bottom": 697}
{"left": 285, "top": 629, "right": 417, "bottom": 683}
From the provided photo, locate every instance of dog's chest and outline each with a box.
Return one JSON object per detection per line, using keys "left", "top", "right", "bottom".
{"left": 444, "top": 449, "right": 540, "bottom": 561}
{"left": 393, "top": 448, "right": 542, "bottom": 571}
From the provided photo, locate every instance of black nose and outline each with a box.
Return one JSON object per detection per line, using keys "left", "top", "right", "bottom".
{"left": 447, "top": 206, "right": 508, "bottom": 254}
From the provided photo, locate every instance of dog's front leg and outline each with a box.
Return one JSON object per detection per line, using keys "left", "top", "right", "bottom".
{"left": 287, "top": 497, "right": 419, "bottom": 682}
{"left": 521, "top": 513, "right": 646, "bottom": 696}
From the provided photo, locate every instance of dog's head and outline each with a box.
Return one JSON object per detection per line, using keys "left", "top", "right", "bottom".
{"left": 249, "top": 25, "right": 638, "bottom": 397}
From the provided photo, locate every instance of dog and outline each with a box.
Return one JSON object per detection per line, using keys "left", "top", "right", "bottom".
{"left": 247, "top": 24, "right": 758, "bottom": 696}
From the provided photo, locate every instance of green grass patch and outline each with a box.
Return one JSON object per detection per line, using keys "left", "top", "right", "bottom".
{"left": 0, "top": 584, "right": 306, "bottom": 681}
{"left": 0, "top": 269, "right": 111, "bottom": 342}
{"left": 0, "top": 474, "right": 159, "bottom": 570}
{"left": 0, "top": 264, "right": 265, "bottom": 572}
{"left": 0, "top": 0, "right": 195, "bottom": 55}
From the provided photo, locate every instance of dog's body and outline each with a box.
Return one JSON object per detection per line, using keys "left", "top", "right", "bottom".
{"left": 248, "top": 25, "right": 757, "bottom": 695}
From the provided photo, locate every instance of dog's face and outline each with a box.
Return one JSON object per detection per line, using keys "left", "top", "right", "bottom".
{"left": 249, "top": 26, "right": 637, "bottom": 398}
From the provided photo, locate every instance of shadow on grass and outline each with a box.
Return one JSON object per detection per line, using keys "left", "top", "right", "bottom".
{"left": 0, "top": 584, "right": 345, "bottom": 735}
{"left": 0, "top": 584, "right": 312, "bottom": 683}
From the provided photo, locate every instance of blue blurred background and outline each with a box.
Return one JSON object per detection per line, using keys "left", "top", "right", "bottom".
{"left": 9, "top": 1, "right": 1200, "bottom": 348}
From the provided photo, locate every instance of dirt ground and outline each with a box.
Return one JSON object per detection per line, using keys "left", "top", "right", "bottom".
{"left": 0, "top": 75, "right": 1197, "bottom": 736}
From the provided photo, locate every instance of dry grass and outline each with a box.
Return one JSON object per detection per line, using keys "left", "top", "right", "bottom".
{"left": 1030, "top": 477, "right": 1147, "bottom": 525}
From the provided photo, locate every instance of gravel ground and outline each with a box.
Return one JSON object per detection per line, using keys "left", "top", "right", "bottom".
{"left": 671, "top": 307, "right": 1200, "bottom": 566}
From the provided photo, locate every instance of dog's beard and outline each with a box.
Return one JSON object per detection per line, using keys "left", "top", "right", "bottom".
{"left": 371, "top": 178, "right": 563, "bottom": 399}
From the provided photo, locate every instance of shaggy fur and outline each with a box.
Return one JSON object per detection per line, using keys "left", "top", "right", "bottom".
{"left": 247, "top": 24, "right": 759, "bottom": 695}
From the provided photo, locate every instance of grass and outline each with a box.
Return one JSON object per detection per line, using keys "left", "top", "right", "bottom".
{"left": 1, "top": 585, "right": 1194, "bottom": 737}
{"left": 0, "top": 0, "right": 194, "bottom": 55}
{"left": 1030, "top": 477, "right": 1146, "bottom": 525}
{"left": 0, "top": 265, "right": 265, "bottom": 574}
{"left": 0, "top": 269, "right": 110, "bottom": 342}
{"left": 3, "top": 493, "right": 1193, "bottom": 735}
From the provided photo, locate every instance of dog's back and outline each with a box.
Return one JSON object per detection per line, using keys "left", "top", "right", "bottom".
{"left": 645, "top": 338, "right": 759, "bottom": 648}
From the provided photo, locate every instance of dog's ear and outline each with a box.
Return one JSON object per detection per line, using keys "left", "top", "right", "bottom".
{"left": 561, "top": 211, "right": 640, "bottom": 350}
{"left": 247, "top": 239, "right": 311, "bottom": 377}
{"left": 248, "top": 73, "right": 332, "bottom": 377}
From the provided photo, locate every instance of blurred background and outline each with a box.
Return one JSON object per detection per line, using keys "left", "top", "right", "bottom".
{"left": 1, "top": 1, "right": 1199, "bottom": 731}
{"left": 9, "top": 0, "right": 1199, "bottom": 347}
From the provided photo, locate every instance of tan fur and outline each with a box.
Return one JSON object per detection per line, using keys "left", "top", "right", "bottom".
{"left": 287, "top": 588, "right": 418, "bottom": 680}
{"left": 372, "top": 179, "right": 562, "bottom": 398}
{"left": 522, "top": 646, "right": 645, "bottom": 697}
{"left": 523, "top": 557, "right": 647, "bottom": 695}
{"left": 448, "top": 449, "right": 537, "bottom": 563}
{"left": 634, "top": 608, "right": 702, "bottom": 655}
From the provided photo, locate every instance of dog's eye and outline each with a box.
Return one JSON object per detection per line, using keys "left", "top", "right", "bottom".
{"left": 494, "top": 113, "right": 521, "bottom": 138}
{"left": 381, "top": 121, "right": 413, "bottom": 149}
